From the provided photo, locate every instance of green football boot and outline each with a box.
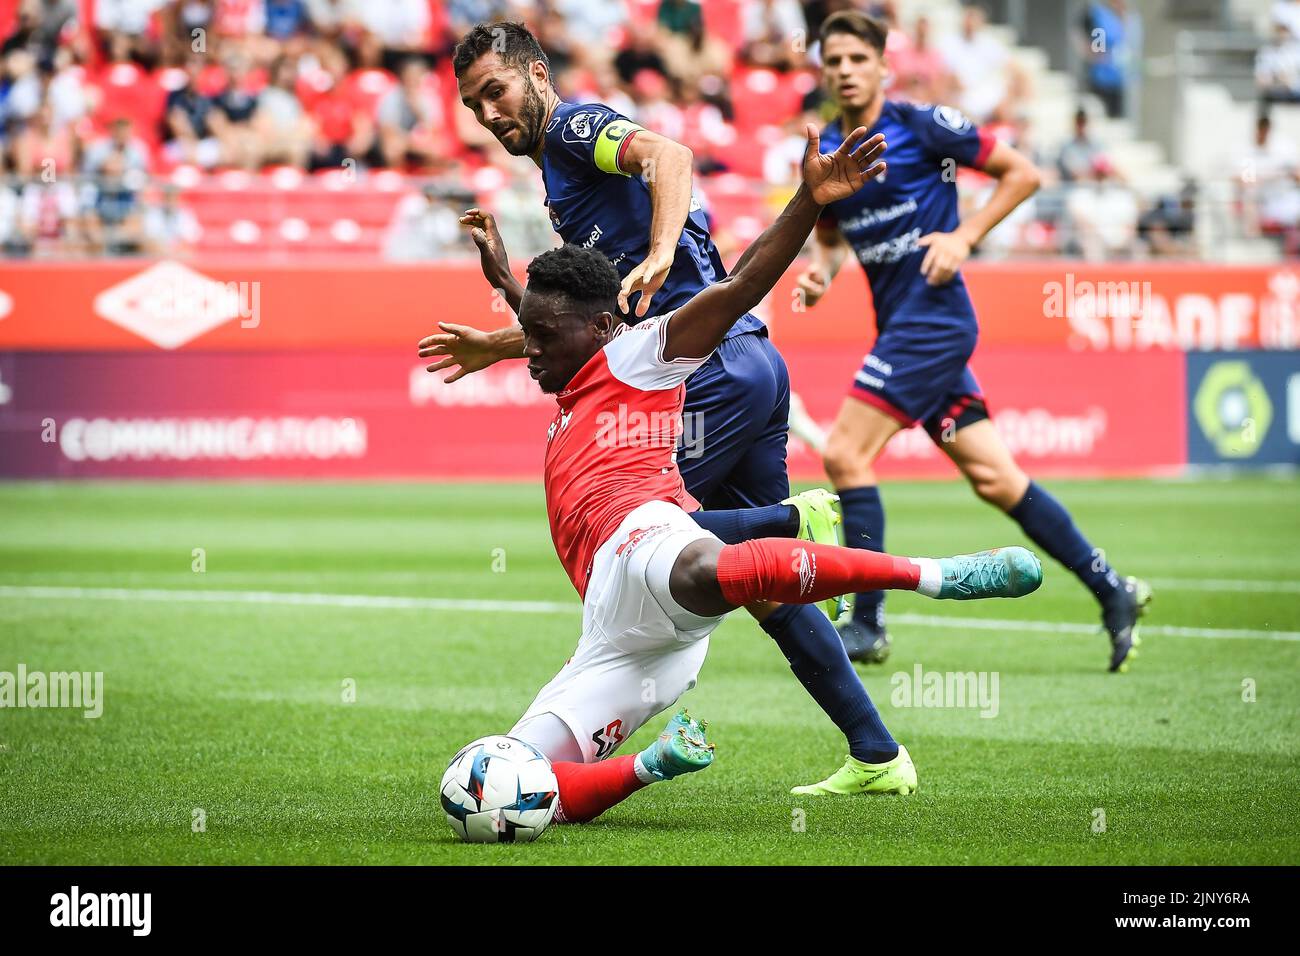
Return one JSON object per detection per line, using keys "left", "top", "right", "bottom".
{"left": 790, "top": 745, "right": 918, "bottom": 796}
{"left": 783, "top": 488, "right": 850, "bottom": 621}
{"left": 936, "top": 547, "right": 1042, "bottom": 599}
{"left": 637, "top": 709, "right": 715, "bottom": 781}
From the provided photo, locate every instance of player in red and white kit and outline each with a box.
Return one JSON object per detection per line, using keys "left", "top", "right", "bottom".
{"left": 444, "top": 127, "right": 1042, "bottom": 823}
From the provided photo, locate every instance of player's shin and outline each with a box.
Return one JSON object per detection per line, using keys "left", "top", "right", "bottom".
{"left": 762, "top": 603, "right": 898, "bottom": 763}
{"left": 838, "top": 485, "right": 888, "bottom": 628}
{"left": 550, "top": 757, "right": 646, "bottom": 824}
{"left": 550, "top": 710, "right": 715, "bottom": 824}
{"left": 713, "top": 539, "right": 1042, "bottom": 606}
{"left": 690, "top": 504, "right": 798, "bottom": 544}
{"left": 715, "top": 539, "right": 924, "bottom": 606}
{"left": 1007, "top": 480, "right": 1120, "bottom": 602}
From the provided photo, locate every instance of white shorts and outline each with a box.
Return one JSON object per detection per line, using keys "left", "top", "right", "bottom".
{"left": 510, "top": 500, "right": 725, "bottom": 763}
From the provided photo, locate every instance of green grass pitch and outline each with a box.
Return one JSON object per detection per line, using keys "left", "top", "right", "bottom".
{"left": 1, "top": 477, "right": 1297, "bottom": 865}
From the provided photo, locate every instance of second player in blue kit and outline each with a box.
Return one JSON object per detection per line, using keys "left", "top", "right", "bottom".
{"left": 797, "top": 11, "right": 1152, "bottom": 671}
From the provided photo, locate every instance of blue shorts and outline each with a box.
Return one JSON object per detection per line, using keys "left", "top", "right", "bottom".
{"left": 679, "top": 331, "right": 791, "bottom": 510}
{"left": 849, "top": 317, "right": 990, "bottom": 439}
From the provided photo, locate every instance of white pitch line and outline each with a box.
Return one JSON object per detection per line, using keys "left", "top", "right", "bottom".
{"left": 1, "top": 585, "right": 1298, "bottom": 642}
{"left": 888, "top": 612, "right": 1300, "bottom": 642}
{"left": 0, "top": 585, "right": 573, "bottom": 615}
{"left": 1147, "top": 578, "right": 1300, "bottom": 594}
{"left": 3, "top": 572, "right": 1298, "bottom": 594}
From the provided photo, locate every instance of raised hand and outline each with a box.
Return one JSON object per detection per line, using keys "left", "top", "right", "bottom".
{"left": 618, "top": 251, "right": 674, "bottom": 318}
{"left": 419, "top": 323, "right": 503, "bottom": 383}
{"left": 459, "top": 207, "right": 511, "bottom": 287}
{"left": 801, "top": 125, "right": 887, "bottom": 206}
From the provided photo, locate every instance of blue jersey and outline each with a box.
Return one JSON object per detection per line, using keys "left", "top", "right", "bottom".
{"left": 819, "top": 100, "right": 994, "bottom": 330}
{"left": 540, "top": 101, "right": 763, "bottom": 338}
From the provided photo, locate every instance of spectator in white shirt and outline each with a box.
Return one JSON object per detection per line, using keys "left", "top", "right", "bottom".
{"left": 355, "top": 0, "right": 429, "bottom": 51}
{"left": 1237, "top": 113, "right": 1300, "bottom": 235}
{"left": 1257, "top": 18, "right": 1300, "bottom": 102}
{"left": 938, "top": 5, "right": 1012, "bottom": 123}
{"left": 1066, "top": 156, "right": 1139, "bottom": 260}
{"left": 94, "top": 0, "right": 169, "bottom": 35}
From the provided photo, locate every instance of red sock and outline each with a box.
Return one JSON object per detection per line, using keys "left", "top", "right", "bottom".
{"left": 551, "top": 756, "right": 647, "bottom": 824}
{"left": 715, "top": 538, "right": 921, "bottom": 606}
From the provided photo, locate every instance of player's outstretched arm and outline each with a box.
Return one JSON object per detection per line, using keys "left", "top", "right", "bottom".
{"left": 662, "top": 126, "right": 885, "bottom": 361}
{"left": 613, "top": 129, "right": 695, "bottom": 319}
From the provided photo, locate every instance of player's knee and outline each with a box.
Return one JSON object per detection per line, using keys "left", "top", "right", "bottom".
{"left": 672, "top": 539, "right": 718, "bottom": 591}
{"left": 966, "top": 463, "right": 1025, "bottom": 509}
{"left": 668, "top": 539, "right": 729, "bottom": 615}
{"left": 822, "top": 438, "right": 871, "bottom": 487}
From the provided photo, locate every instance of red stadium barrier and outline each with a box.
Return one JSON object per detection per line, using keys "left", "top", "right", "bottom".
{"left": 0, "top": 345, "right": 1184, "bottom": 480}
{"left": 781, "top": 344, "right": 1186, "bottom": 479}
{"left": 0, "top": 259, "right": 1286, "bottom": 479}
{"left": 1, "top": 259, "right": 1298, "bottom": 352}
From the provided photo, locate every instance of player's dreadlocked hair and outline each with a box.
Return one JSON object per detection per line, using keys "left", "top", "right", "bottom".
{"left": 526, "top": 245, "right": 622, "bottom": 311}
{"left": 452, "top": 21, "right": 551, "bottom": 81}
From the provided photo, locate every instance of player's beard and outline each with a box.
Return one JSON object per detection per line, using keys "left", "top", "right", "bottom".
{"left": 503, "top": 82, "right": 547, "bottom": 157}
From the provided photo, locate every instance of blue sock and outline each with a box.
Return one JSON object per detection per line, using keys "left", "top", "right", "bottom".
{"left": 762, "top": 603, "right": 898, "bottom": 764}
{"left": 838, "top": 485, "right": 886, "bottom": 630}
{"left": 691, "top": 504, "right": 798, "bottom": 545}
{"left": 1007, "top": 481, "right": 1121, "bottom": 604}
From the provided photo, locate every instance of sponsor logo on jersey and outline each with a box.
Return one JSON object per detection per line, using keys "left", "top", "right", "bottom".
{"left": 582, "top": 223, "right": 603, "bottom": 248}
{"left": 563, "top": 110, "right": 600, "bottom": 143}
{"left": 839, "top": 199, "right": 917, "bottom": 233}
{"left": 855, "top": 227, "right": 923, "bottom": 266}
{"left": 933, "top": 105, "right": 973, "bottom": 134}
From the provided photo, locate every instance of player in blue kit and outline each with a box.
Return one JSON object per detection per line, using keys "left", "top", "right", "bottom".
{"left": 795, "top": 11, "right": 1151, "bottom": 672}
{"left": 435, "top": 21, "right": 787, "bottom": 517}
{"left": 419, "top": 21, "right": 919, "bottom": 794}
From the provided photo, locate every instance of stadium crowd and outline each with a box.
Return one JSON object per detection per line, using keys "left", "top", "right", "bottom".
{"left": 1251, "top": 0, "right": 1300, "bottom": 254}
{"left": 0, "top": 0, "right": 1229, "bottom": 260}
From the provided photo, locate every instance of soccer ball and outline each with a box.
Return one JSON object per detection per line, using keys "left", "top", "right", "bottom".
{"left": 439, "top": 735, "right": 559, "bottom": 843}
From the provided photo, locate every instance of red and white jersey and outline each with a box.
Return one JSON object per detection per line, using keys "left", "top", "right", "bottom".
{"left": 544, "top": 314, "right": 708, "bottom": 599}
